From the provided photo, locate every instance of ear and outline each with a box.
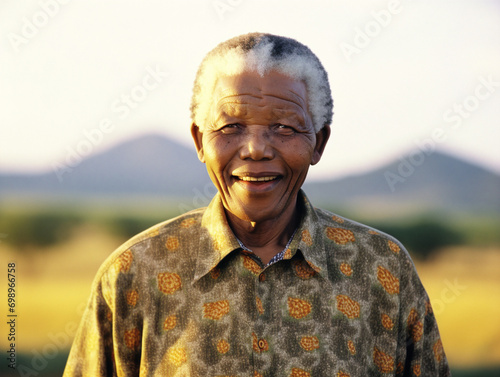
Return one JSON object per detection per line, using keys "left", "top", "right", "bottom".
{"left": 190, "top": 123, "right": 205, "bottom": 163}
{"left": 311, "top": 125, "right": 330, "bottom": 165}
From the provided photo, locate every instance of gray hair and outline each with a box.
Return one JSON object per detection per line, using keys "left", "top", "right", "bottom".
{"left": 190, "top": 32, "right": 333, "bottom": 132}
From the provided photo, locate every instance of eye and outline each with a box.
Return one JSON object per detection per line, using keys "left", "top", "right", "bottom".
{"left": 274, "top": 123, "right": 296, "bottom": 135}
{"left": 220, "top": 123, "right": 241, "bottom": 134}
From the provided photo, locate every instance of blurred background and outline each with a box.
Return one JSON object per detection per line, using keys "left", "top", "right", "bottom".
{"left": 1, "top": 1, "right": 499, "bottom": 376}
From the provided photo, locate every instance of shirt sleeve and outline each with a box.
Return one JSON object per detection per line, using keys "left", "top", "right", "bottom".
{"left": 63, "top": 272, "right": 116, "bottom": 377}
{"left": 395, "top": 250, "right": 451, "bottom": 376}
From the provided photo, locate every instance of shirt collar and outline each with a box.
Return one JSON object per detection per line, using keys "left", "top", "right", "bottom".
{"left": 192, "top": 192, "right": 241, "bottom": 283}
{"left": 192, "top": 190, "right": 330, "bottom": 283}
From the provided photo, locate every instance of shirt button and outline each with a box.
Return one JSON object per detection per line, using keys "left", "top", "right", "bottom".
{"left": 259, "top": 273, "right": 266, "bottom": 282}
{"left": 258, "top": 339, "right": 267, "bottom": 350}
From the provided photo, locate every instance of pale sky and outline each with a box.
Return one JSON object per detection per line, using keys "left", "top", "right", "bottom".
{"left": 1, "top": 0, "right": 499, "bottom": 180}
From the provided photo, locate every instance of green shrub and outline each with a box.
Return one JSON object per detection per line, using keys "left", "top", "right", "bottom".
{"left": 0, "top": 212, "right": 82, "bottom": 250}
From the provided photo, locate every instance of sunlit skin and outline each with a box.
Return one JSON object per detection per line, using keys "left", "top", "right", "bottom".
{"left": 192, "top": 70, "right": 330, "bottom": 264}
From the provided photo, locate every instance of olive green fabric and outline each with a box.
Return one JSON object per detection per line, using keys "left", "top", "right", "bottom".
{"left": 64, "top": 191, "right": 450, "bottom": 376}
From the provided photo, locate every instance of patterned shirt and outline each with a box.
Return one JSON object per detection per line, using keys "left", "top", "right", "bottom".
{"left": 64, "top": 191, "right": 450, "bottom": 376}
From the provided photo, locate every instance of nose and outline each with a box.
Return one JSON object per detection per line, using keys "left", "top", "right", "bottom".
{"left": 239, "top": 127, "right": 274, "bottom": 161}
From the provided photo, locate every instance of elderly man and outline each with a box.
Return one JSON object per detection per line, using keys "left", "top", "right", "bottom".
{"left": 64, "top": 33, "right": 450, "bottom": 376}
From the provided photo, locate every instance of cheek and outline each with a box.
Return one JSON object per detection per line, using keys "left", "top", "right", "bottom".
{"left": 283, "top": 141, "right": 315, "bottom": 172}
{"left": 203, "top": 139, "right": 234, "bottom": 174}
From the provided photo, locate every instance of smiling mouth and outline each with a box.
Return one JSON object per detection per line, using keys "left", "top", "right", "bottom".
{"left": 237, "top": 176, "right": 278, "bottom": 182}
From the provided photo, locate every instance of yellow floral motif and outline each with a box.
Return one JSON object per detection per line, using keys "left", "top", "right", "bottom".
{"left": 413, "top": 363, "right": 421, "bottom": 376}
{"left": 408, "top": 308, "right": 418, "bottom": 325}
{"left": 242, "top": 254, "right": 261, "bottom": 275}
{"left": 180, "top": 218, "right": 196, "bottom": 228}
{"left": 326, "top": 227, "right": 355, "bottom": 245}
{"left": 300, "top": 336, "right": 319, "bottom": 351}
{"left": 388, "top": 240, "right": 400, "bottom": 254}
{"left": 347, "top": 340, "right": 356, "bottom": 355}
{"left": 381, "top": 314, "right": 394, "bottom": 330}
{"left": 433, "top": 339, "right": 444, "bottom": 362}
{"left": 217, "top": 339, "right": 230, "bottom": 354}
{"left": 203, "top": 300, "right": 230, "bottom": 320}
{"left": 252, "top": 333, "right": 269, "bottom": 353}
{"left": 373, "top": 346, "right": 394, "bottom": 373}
{"left": 408, "top": 309, "right": 423, "bottom": 342}
{"left": 368, "top": 230, "right": 379, "bottom": 235}
{"left": 163, "top": 315, "right": 176, "bottom": 331}
{"left": 115, "top": 250, "right": 133, "bottom": 273}
{"left": 411, "top": 321, "right": 423, "bottom": 343}
{"left": 157, "top": 272, "right": 182, "bottom": 295}
{"left": 288, "top": 297, "right": 312, "bottom": 319}
{"left": 210, "top": 267, "right": 221, "bottom": 280}
{"left": 289, "top": 367, "right": 310, "bottom": 377}
{"left": 126, "top": 290, "right": 139, "bottom": 307}
{"left": 301, "top": 229, "right": 313, "bottom": 246}
{"left": 336, "top": 371, "right": 350, "bottom": 377}
{"left": 256, "top": 297, "right": 264, "bottom": 315}
{"left": 165, "top": 236, "right": 179, "bottom": 251}
{"left": 339, "top": 262, "right": 353, "bottom": 276}
{"left": 254, "top": 372, "right": 264, "bottom": 377}
{"left": 167, "top": 347, "right": 187, "bottom": 367}
{"left": 377, "top": 266, "right": 400, "bottom": 294}
{"left": 336, "top": 295, "right": 360, "bottom": 319}
{"left": 332, "top": 215, "right": 345, "bottom": 223}
{"left": 284, "top": 248, "right": 292, "bottom": 259}
{"left": 124, "top": 328, "right": 141, "bottom": 349}
{"left": 293, "top": 260, "right": 316, "bottom": 280}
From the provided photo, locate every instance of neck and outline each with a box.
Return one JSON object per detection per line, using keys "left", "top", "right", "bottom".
{"left": 225, "top": 198, "right": 300, "bottom": 263}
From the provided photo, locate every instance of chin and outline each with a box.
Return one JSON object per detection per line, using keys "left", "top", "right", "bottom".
{"left": 231, "top": 203, "right": 285, "bottom": 224}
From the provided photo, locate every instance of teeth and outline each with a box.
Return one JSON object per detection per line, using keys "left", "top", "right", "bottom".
{"left": 239, "top": 176, "right": 277, "bottom": 182}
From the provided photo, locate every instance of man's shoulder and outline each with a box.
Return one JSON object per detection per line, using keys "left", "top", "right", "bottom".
{"left": 121, "top": 207, "right": 206, "bottom": 250}
{"left": 313, "top": 206, "right": 384, "bottom": 233}
{"left": 312, "top": 206, "right": 408, "bottom": 256}
{"left": 94, "top": 207, "right": 207, "bottom": 280}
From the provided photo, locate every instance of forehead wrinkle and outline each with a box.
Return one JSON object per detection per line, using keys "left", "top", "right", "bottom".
{"left": 261, "top": 93, "right": 307, "bottom": 112}
{"left": 217, "top": 99, "right": 305, "bottom": 123}
{"left": 218, "top": 93, "right": 306, "bottom": 112}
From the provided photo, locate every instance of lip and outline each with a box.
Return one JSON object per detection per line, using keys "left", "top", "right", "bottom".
{"left": 231, "top": 171, "right": 283, "bottom": 193}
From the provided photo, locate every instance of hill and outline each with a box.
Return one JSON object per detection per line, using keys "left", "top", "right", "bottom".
{"left": 303, "top": 152, "right": 500, "bottom": 215}
{"left": 1, "top": 133, "right": 498, "bottom": 214}
{"left": 0, "top": 134, "right": 210, "bottom": 198}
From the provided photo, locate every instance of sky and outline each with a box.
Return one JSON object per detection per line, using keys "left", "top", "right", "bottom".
{"left": 1, "top": 0, "right": 499, "bottom": 181}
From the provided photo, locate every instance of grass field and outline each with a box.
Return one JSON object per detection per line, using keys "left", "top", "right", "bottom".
{"left": 1, "top": 223, "right": 500, "bottom": 376}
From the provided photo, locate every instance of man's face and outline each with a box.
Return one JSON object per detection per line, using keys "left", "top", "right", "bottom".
{"left": 192, "top": 70, "right": 329, "bottom": 224}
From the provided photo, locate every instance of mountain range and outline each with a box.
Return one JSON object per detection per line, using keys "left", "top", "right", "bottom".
{"left": 1, "top": 133, "right": 498, "bottom": 215}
